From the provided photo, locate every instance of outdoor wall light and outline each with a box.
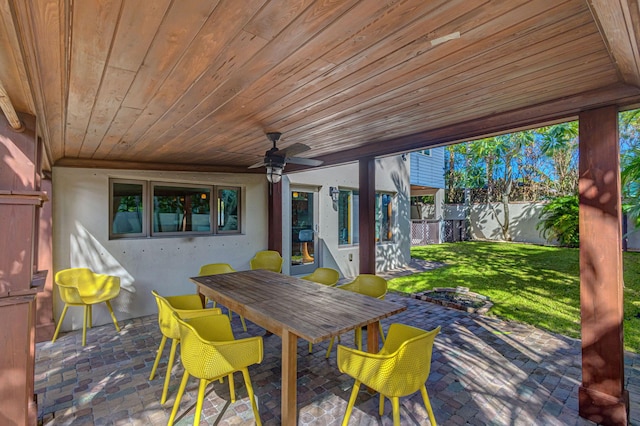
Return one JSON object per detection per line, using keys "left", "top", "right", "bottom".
{"left": 329, "top": 186, "right": 340, "bottom": 202}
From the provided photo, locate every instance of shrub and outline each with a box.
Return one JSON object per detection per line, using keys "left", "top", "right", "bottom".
{"left": 537, "top": 195, "right": 579, "bottom": 247}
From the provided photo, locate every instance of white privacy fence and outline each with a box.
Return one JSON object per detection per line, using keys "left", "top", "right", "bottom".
{"left": 428, "top": 202, "right": 640, "bottom": 250}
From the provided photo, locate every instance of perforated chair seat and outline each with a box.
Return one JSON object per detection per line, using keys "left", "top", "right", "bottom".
{"left": 338, "top": 324, "right": 441, "bottom": 425}
{"left": 52, "top": 268, "right": 121, "bottom": 346}
{"left": 168, "top": 314, "right": 263, "bottom": 426}
{"left": 150, "top": 291, "right": 224, "bottom": 405}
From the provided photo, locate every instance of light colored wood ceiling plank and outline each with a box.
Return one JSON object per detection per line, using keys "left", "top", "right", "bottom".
{"left": 107, "top": 0, "right": 269, "bottom": 158}
{"left": 79, "top": 0, "right": 172, "bottom": 157}
{"left": 179, "top": 0, "right": 588, "bottom": 156}
{"left": 0, "top": 0, "right": 35, "bottom": 114}
{"left": 588, "top": 0, "right": 640, "bottom": 87}
{"left": 140, "top": 0, "right": 479, "bottom": 157}
{"left": 120, "top": 0, "right": 221, "bottom": 111}
{"left": 91, "top": 105, "right": 142, "bottom": 157}
{"left": 120, "top": 0, "right": 366, "bottom": 157}
{"left": 302, "top": 62, "right": 617, "bottom": 153}
{"left": 9, "top": 0, "right": 66, "bottom": 161}
{"left": 281, "top": 21, "right": 603, "bottom": 145}
{"left": 64, "top": 0, "right": 123, "bottom": 158}
{"left": 308, "top": 83, "right": 640, "bottom": 167}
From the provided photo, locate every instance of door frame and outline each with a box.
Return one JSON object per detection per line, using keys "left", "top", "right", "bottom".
{"left": 288, "top": 185, "right": 319, "bottom": 276}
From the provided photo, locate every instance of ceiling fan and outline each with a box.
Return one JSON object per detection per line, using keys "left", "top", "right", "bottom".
{"left": 249, "top": 132, "right": 323, "bottom": 183}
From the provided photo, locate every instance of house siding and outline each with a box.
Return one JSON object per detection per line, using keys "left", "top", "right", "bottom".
{"left": 409, "top": 147, "right": 445, "bottom": 188}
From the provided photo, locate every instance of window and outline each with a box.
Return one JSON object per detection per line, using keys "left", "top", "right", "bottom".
{"left": 417, "top": 149, "right": 431, "bottom": 156}
{"left": 109, "top": 179, "right": 241, "bottom": 239}
{"left": 376, "top": 193, "right": 394, "bottom": 242}
{"left": 338, "top": 189, "right": 394, "bottom": 245}
{"left": 217, "top": 187, "right": 240, "bottom": 232}
{"left": 111, "top": 180, "right": 146, "bottom": 237}
{"left": 152, "top": 184, "right": 211, "bottom": 234}
{"left": 338, "top": 190, "right": 359, "bottom": 245}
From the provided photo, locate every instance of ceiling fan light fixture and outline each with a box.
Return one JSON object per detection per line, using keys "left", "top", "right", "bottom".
{"left": 266, "top": 164, "right": 283, "bottom": 183}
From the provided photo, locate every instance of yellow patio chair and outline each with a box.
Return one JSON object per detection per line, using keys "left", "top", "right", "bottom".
{"left": 250, "top": 250, "right": 283, "bottom": 273}
{"left": 52, "top": 268, "right": 121, "bottom": 346}
{"left": 150, "top": 291, "right": 224, "bottom": 404}
{"left": 168, "top": 313, "right": 263, "bottom": 426}
{"left": 326, "top": 274, "right": 388, "bottom": 358}
{"left": 302, "top": 267, "right": 340, "bottom": 353}
{"left": 302, "top": 267, "right": 339, "bottom": 286}
{"left": 198, "top": 263, "right": 247, "bottom": 331}
{"left": 337, "top": 324, "right": 441, "bottom": 426}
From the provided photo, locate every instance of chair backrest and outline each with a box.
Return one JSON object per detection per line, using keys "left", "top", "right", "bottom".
{"left": 55, "top": 268, "right": 120, "bottom": 303}
{"left": 152, "top": 290, "right": 184, "bottom": 339}
{"left": 198, "top": 263, "right": 235, "bottom": 276}
{"left": 175, "top": 313, "right": 263, "bottom": 380}
{"left": 340, "top": 274, "right": 387, "bottom": 299}
{"left": 250, "top": 250, "right": 283, "bottom": 273}
{"left": 302, "top": 267, "right": 340, "bottom": 286}
{"left": 374, "top": 324, "right": 441, "bottom": 397}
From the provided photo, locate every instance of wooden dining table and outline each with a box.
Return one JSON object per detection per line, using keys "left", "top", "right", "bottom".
{"left": 191, "top": 269, "right": 406, "bottom": 425}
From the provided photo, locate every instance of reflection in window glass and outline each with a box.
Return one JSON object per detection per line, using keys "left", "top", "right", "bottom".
{"left": 338, "top": 190, "right": 359, "bottom": 245}
{"left": 378, "top": 193, "right": 393, "bottom": 242}
{"left": 111, "top": 182, "right": 144, "bottom": 235}
{"left": 153, "top": 185, "right": 211, "bottom": 233}
{"left": 217, "top": 187, "right": 240, "bottom": 232}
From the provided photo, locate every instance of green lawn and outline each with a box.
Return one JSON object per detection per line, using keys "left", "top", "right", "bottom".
{"left": 388, "top": 241, "right": 640, "bottom": 352}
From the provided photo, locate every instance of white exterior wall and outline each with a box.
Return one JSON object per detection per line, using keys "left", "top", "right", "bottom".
{"left": 52, "top": 167, "right": 268, "bottom": 332}
{"left": 286, "top": 155, "right": 411, "bottom": 277}
{"left": 467, "top": 202, "right": 549, "bottom": 244}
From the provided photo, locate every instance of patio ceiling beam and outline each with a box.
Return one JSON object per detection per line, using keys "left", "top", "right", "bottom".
{"left": 0, "top": 80, "right": 24, "bottom": 131}
{"left": 587, "top": 0, "right": 640, "bottom": 87}
{"left": 298, "top": 83, "right": 640, "bottom": 170}
{"left": 53, "top": 157, "right": 257, "bottom": 174}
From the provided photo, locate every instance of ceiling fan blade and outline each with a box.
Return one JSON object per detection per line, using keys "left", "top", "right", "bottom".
{"left": 280, "top": 142, "right": 310, "bottom": 157}
{"left": 286, "top": 157, "right": 324, "bottom": 166}
{"left": 248, "top": 160, "right": 266, "bottom": 169}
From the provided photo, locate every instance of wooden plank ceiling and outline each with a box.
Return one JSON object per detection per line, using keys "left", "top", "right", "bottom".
{"left": 1, "top": 0, "right": 640, "bottom": 173}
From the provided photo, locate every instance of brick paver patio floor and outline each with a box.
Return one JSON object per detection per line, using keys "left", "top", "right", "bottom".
{"left": 36, "top": 286, "right": 639, "bottom": 425}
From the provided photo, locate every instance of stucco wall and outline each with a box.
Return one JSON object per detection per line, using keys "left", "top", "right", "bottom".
{"left": 52, "top": 167, "right": 268, "bottom": 331}
{"left": 286, "top": 155, "right": 411, "bottom": 276}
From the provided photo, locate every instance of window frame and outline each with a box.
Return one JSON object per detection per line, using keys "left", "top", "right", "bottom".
{"left": 109, "top": 178, "right": 242, "bottom": 239}
{"left": 337, "top": 188, "right": 397, "bottom": 246}
{"left": 215, "top": 186, "right": 241, "bottom": 234}
{"left": 109, "top": 179, "right": 148, "bottom": 239}
{"left": 338, "top": 189, "right": 359, "bottom": 246}
{"left": 151, "top": 182, "right": 213, "bottom": 237}
{"left": 376, "top": 192, "right": 395, "bottom": 243}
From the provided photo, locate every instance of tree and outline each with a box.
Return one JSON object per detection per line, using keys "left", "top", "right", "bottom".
{"left": 465, "top": 131, "right": 535, "bottom": 240}
{"left": 537, "top": 122, "right": 578, "bottom": 196}
{"left": 621, "top": 110, "right": 640, "bottom": 229}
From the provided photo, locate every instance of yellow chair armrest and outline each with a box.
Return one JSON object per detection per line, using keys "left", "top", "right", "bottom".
{"left": 337, "top": 344, "right": 398, "bottom": 390}
{"left": 56, "top": 282, "right": 83, "bottom": 304}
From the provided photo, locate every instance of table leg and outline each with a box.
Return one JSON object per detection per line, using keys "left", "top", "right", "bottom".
{"left": 367, "top": 321, "right": 380, "bottom": 354}
{"left": 197, "top": 290, "right": 206, "bottom": 308}
{"left": 282, "top": 329, "right": 298, "bottom": 425}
